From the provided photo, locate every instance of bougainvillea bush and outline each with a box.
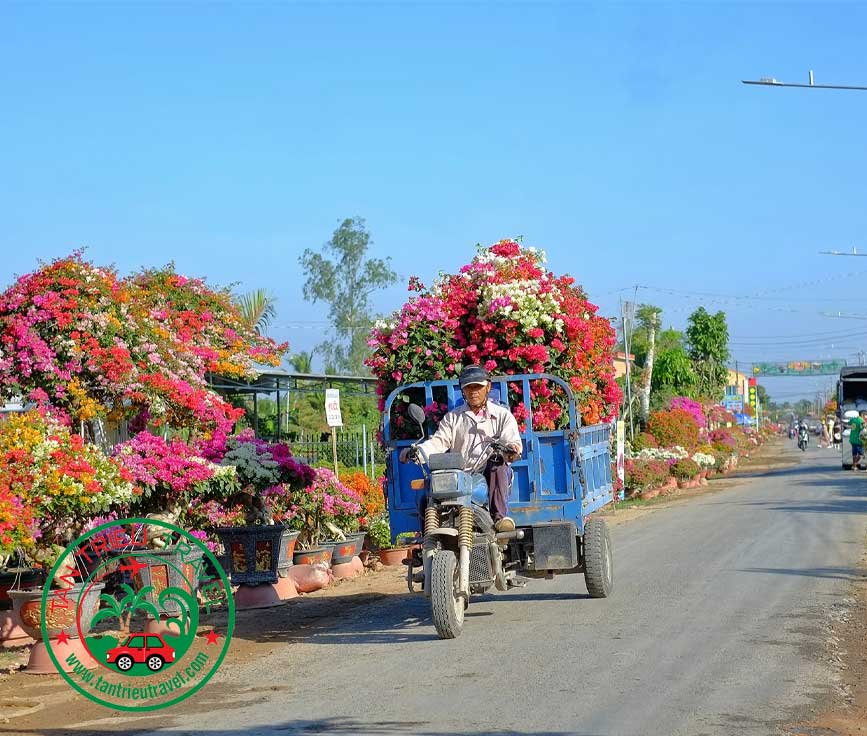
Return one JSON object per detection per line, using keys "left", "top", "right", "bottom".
{"left": 282, "top": 468, "right": 363, "bottom": 549}
{"left": 114, "top": 432, "right": 239, "bottom": 515}
{"left": 366, "top": 240, "right": 621, "bottom": 431}
{"left": 0, "top": 488, "right": 35, "bottom": 561}
{"left": 709, "top": 428, "right": 738, "bottom": 452}
{"left": 624, "top": 459, "right": 669, "bottom": 496}
{"left": 0, "top": 253, "right": 286, "bottom": 436}
{"left": 630, "top": 432, "right": 658, "bottom": 451}
{"left": 0, "top": 411, "right": 135, "bottom": 565}
{"left": 669, "top": 457, "right": 700, "bottom": 480}
{"left": 339, "top": 470, "right": 385, "bottom": 528}
{"left": 669, "top": 397, "right": 707, "bottom": 429}
{"left": 646, "top": 408, "right": 701, "bottom": 450}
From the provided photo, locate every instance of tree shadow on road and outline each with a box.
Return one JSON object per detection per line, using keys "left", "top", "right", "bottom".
{"left": 5, "top": 719, "right": 602, "bottom": 735}
{"left": 733, "top": 470, "right": 867, "bottom": 515}
{"left": 739, "top": 566, "right": 867, "bottom": 581}
{"left": 233, "top": 591, "right": 442, "bottom": 646}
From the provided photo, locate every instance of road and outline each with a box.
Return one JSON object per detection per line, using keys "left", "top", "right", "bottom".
{"left": 53, "top": 442, "right": 867, "bottom": 736}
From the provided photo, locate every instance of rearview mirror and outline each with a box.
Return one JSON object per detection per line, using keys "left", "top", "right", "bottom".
{"left": 407, "top": 404, "right": 426, "bottom": 437}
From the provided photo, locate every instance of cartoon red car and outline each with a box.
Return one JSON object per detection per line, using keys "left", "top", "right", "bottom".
{"left": 106, "top": 633, "right": 175, "bottom": 672}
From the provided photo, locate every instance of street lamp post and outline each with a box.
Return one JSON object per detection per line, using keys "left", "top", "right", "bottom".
{"left": 743, "top": 69, "right": 867, "bottom": 91}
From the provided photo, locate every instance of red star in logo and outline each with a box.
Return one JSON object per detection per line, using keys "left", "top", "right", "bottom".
{"left": 119, "top": 557, "right": 149, "bottom": 577}
{"left": 56, "top": 630, "right": 70, "bottom": 645}
{"left": 204, "top": 630, "right": 220, "bottom": 645}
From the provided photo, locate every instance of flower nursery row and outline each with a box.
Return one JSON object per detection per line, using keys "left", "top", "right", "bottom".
{"left": 0, "top": 409, "right": 393, "bottom": 576}
{"left": 623, "top": 396, "right": 774, "bottom": 498}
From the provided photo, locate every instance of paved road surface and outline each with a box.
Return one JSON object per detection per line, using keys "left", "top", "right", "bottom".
{"left": 88, "top": 442, "right": 867, "bottom": 735}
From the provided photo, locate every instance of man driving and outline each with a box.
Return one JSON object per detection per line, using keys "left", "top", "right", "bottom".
{"left": 400, "top": 365, "right": 523, "bottom": 533}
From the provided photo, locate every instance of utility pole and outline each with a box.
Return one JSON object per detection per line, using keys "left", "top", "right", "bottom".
{"left": 620, "top": 297, "right": 635, "bottom": 443}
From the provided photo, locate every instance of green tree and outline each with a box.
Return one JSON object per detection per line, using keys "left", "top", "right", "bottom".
{"left": 299, "top": 217, "right": 397, "bottom": 375}
{"left": 236, "top": 290, "right": 277, "bottom": 335}
{"left": 630, "top": 327, "right": 683, "bottom": 368}
{"left": 652, "top": 346, "right": 697, "bottom": 396}
{"left": 685, "top": 307, "right": 730, "bottom": 400}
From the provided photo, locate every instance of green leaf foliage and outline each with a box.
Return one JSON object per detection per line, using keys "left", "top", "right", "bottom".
{"left": 299, "top": 217, "right": 397, "bottom": 375}
{"left": 685, "top": 307, "right": 730, "bottom": 400}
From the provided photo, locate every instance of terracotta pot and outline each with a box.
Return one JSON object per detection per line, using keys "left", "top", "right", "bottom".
{"left": 0, "top": 609, "right": 33, "bottom": 648}
{"left": 293, "top": 547, "right": 333, "bottom": 566}
{"left": 377, "top": 546, "right": 413, "bottom": 566}
{"left": 332, "top": 557, "right": 364, "bottom": 579}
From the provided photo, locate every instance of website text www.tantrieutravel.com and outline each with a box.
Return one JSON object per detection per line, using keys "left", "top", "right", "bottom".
{"left": 65, "top": 652, "right": 210, "bottom": 701}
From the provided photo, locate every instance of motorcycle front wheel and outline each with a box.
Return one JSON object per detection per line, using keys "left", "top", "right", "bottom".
{"left": 430, "top": 550, "right": 464, "bottom": 639}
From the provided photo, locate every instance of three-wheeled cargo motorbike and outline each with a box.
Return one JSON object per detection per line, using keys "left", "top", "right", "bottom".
{"left": 383, "top": 373, "right": 615, "bottom": 639}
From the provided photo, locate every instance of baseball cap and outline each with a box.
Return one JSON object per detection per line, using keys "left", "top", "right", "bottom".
{"left": 459, "top": 365, "right": 489, "bottom": 388}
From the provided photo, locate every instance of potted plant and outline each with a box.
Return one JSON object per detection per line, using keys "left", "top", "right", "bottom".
{"left": 189, "top": 433, "right": 314, "bottom": 607}
{"left": 0, "top": 411, "right": 136, "bottom": 670}
{"left": 0, "top": 492, "right": 41, "bottom": 648}
{"left": 368, "top": 515, "right": 417, "bottom": 566}
{"left": 339, "top": 470, "right": 386, "bottom": 559}
{"left": 670, "top": 458, "right": 701, "bottom": 489}
{"left": 283, "top": 467, "right": 362, "bottom": 565}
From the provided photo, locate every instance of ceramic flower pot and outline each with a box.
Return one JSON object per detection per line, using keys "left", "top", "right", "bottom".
{"left": 276, "top": 529, "right": 301, "bottom": 576}
{"left": 329, "top": 539, "right": 359, "bottom": 565}
{"left": 214, "top": 525, "right": 285, "bottom": 586}
{"left": 292, "top": 547, "right": 333, "bottom": 566}
{"left": 131, "top": 546, "right": 203, "bottom": 617}
{"left": 10, "top": 582, "right": 105, "bottom": 674}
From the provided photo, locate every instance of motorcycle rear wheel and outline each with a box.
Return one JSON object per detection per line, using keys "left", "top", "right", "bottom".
{"left": 430, "top": 550, "right": 464, "bottom": 639}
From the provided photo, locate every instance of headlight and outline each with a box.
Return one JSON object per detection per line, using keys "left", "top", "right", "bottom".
{"left": 431, "top": 471, "right": 459, "bottom": 494}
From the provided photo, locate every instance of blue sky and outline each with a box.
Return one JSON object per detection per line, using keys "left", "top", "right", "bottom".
{"left": 4, "top": 1, "right": 867, "bottom": 402}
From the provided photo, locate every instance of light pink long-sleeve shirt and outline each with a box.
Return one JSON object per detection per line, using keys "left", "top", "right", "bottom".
{"left": 417, "top": 401, "right": 523, "bottom": 473}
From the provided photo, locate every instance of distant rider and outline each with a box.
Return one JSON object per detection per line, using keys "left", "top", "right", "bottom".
{"left": 849, "top": 411, "right": 866, "bottom": 470}
{"left": 400, "top": 365, "right": 523, "bottom": 533}
{"left": 798, "top": 421, "right": 809, "bottom": 449}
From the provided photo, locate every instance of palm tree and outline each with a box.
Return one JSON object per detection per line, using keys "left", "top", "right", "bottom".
{"left": 236, "top": 290, "right": 277, "bottom": 335}
{"left": 289, "top": 350, "right": 314, "bottom": 374}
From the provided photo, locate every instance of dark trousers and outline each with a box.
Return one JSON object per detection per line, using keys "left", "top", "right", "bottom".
{"left": 484, "top": 462, "right": 513, "bottom": 521}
